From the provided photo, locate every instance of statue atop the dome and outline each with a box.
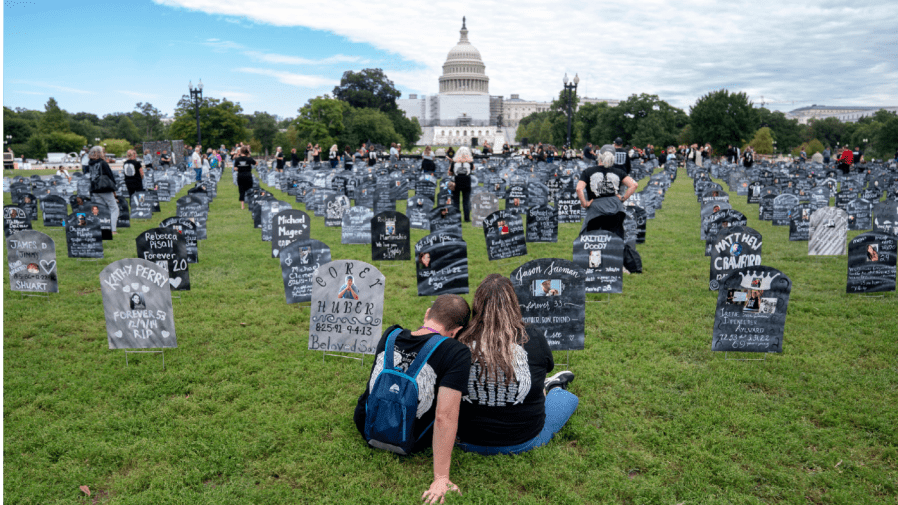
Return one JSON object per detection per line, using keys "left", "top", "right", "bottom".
{"left": 462, "top": 16, "right": 466, "bottom": 29}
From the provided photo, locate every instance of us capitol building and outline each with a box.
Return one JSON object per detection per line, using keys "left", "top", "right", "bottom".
{"left": 397, "top": 18, "right": 618, "bottom": 147}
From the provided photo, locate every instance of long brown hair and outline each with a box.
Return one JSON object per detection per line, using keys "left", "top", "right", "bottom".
{"left": 458, "top": 274, "right": 529, "bottom": 385}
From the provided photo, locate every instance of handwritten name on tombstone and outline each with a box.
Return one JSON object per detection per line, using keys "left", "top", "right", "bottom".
{"left": 160, "top": 217, "right": 199, "bottom": 263}
{"left": 772, "top": 194, "right": 800, "bottom": 226}
{"left": 512, "top": 259, "right": 586, "bottom": 350}
{"left": 526, "top": 205, "right": 558, "bottom": 243}
{"left": 758, "top": 194, "right": 776, "bottom": 221}
{"left": 177, "top": 202, "right": 209, "bottom": 240}
{"left": 470, "top": 192, "right": 498, "bottom": 228}
{"left": 272, "top": 209, "right": 310, "bottom": 258}
{"left": 429, "top": 205, "right": 463, "bottom": 235}
{"left": 809, "top": 207, "right": 848, "bottom": 256}
{"left": 6, "top": 230, "right": 58, "bottom": 293}
{"left": 789, "top": 204, "right": 812, "bottom": 241}
{"left": 415, "top": 232, "right": 468, "bottom": 296}
{"left": 136, "top": 228, "right": 190, "bottom": 290}
{"left": 713, "top": 266, "right": 791, "bottom": 353}
{"left": 406, "top": 196, "right": 433, "bottom": 230}
{"left": 324, "top": 195, "right": 351, "bottom": 227}
{"left": 556, "top": 192, "right": 583, "bottom": 224}
{"left": 100, "top": 258, "right": 177, "bottom": 349}
{"left": 309, "top": 260, "right": 384, "bottom": 354}
{"left": 280, "top": 238, "right": 332, "bottom": 303}
{"left": 846, "top": 198, "right": 873, "bottom": 231}
{"left": 873, "top": 206, "right": 898, "bottom": 236}
{"left": 131, "top": 191, "right": 153, "bottom": 220}
{"left": 846, "top": 232, "right": 896, "bottom": 294}
{"left": 709, "top": 225, "right": 762, "bottom": 290}
{"left": 371, "top": 211, "right": 411, "bottom": 261}
{"left": 341, "top": 206, "right": 374, "bottom": 245}
{"left": 65, "top": 212, "right": 103, "bottom": 258}
{"left": 483, "top": 210, "right": 527, "bottom": 261}
{"left": 4, "top": 205, "right": 32, "bottom": 238}
{"left": 573, "top": 231, "right": 624, "bottom": 293}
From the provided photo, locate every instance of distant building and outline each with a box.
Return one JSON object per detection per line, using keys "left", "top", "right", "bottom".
{"left": 786, "top": 105, "right": 898, "bottom": 124}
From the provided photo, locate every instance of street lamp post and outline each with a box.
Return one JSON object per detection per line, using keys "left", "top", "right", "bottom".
{"left": 189, "top": 80, "right": 204, "bottom": 147}
{"left": 562, "top": 73, "right": 579, "bottom": 147}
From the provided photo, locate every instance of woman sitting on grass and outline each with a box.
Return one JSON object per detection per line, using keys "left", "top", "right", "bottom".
{"left": 454, "top": 274, "right": 578, "bottom": 455}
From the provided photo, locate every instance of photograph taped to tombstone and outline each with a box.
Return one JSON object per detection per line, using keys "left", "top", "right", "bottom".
{"left": 846, "top": 232, "right": 897, "bottom": 294}
{"left": 713, "top": 266, "right": 791, "bottom": 353}
{"left": 65, "top": 211, "right": 103, "bottom": 258}
{"left": 100, "top": 258, "right": 177, "bottom": 349}
{"left": 371, "top": 211, "right": 411, "bottom": 261}
{"left": 6, "top": 230, "right": 58, "bottom": 293}
{"left": 309, "top": 260, "right": 384, "bottom": 354}
{"left": 573, "top": 230, "right": 624, "bottom": 293}
{"left": 512, "top": 259, "right": 586, "bottom": 350}
{"left": 709, "top": 225, "right": 762, "bottom": 290}
{"left": 281, "top": 238, "right": 332, "bottom": 304}
{"left": 415, "top": 231, "right": 468, "bottom": 296}
{"left": 482, "top": 209, "right": 527, "bottom": 260}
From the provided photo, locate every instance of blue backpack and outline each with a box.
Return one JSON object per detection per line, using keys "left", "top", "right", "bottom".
{"left": 364, "top": 328, "right": 446, "bottom": 455}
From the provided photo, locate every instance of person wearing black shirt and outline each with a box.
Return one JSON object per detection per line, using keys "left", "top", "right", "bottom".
{"left": 612, "top": 137, "right": 632, "bottom": 176}
{"left": 444, "top": 146, "right": 455, "bottom": 162}
{"left": 455, "top": 274, "right": 578, "bottom": 455}
{"left": 343, "top": 146, "right": 353, "bottom": 171}
{"left": 583, "top": 143, "right": 595, "bottom": 161}
{"left": 275, "top": 147, "right": 285, "bottom": 172}
{"left": 234, "top": 147, "right": 256, "bottom": 209}
{"left": 159, "top": 151, "right": 171, "bottom": 169}
{"left": 122, "top": 149, "right": 144, "bottom": 197}
{"left": 502, "top": 142, "right": 510, "bottom": 158}
{"left": 290, "top": 148, "right": 300, "bottom": 168}
{"left": 85, "top": 146, "right": 120, "bottom": 234}
{"left": 354, "top": 294, "right": 472, "bottom": 503}
{"left": 448, "top": 146, "right": 474, "bottom": 222}
{"left": 577, "top": 150, "right": 638, "bottom": 239}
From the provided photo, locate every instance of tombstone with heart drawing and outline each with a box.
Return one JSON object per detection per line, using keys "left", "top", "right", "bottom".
{"left": 6, "top": 230, "right": 58, "bottom": 294}
{"left": 100, "top": 258, "right": 177, "bottom": 349}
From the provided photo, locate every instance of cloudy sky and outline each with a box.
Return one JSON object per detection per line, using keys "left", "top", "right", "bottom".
{"left": 3, "top": 0, "right": 896, "bottom": 119}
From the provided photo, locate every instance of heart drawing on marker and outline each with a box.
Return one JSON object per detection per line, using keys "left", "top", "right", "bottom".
{"left": 273, "top": 249, "right": 279, "bottom": 256}
{"left": 131, "top": 283, "right": 139, "bottom": 290}
{"left": 169, "top": 278, "right": 181, "bottom": 288}
{"left": 122, "top": 285, "right": 131, "bottom": 293}
{"left": 141, "top": 285, "right": 150, "bottom": 293}
{"left": 161, "top": 331, "right": 170, "bottom": 338}
{"left": 39, "top": 260, "right": 56, "bottom": 274}
{"left": 114, "top": 330, "right": 123, "bottom": 338}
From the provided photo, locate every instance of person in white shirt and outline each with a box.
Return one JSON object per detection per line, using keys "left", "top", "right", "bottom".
{"left": 192, "top": 147, "right": 202, "bottom": 182}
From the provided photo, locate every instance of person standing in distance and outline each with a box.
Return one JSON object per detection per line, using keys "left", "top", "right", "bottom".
{"left": 234, "top": 146, "right": 256, "bottom": 210}
{"left": 85, "top": 146, "right": 120, "bottom": 235}
{"left": 191, "top": 146, "right": 202, "bottom": 182}
{"left": 612, "top": 137, "right": 632, "bottom": 176}
{"left": 449, "top": 146, "right": 474, "bottom": 222}
{"left": 275, "top": 146, "right": 285, "bottom": 173}
{"left": 122, "top": 149, "right": 144, "bottom": 198}
{"left": 577, "top": 150, "right": 637, "bottom": 239}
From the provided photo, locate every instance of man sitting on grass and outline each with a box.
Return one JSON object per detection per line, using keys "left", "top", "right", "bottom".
{"left": 354, "top": 294, "right": 472, "bottom": 504}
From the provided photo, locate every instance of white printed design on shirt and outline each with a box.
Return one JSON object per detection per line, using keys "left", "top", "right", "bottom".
{"left": 589, "top": 172, "right": 621, "bottom": 198}
{"left": 463, "top": 344, "right": 530, "bottom": 406}
{"left": 369, "top": 350, "right": 437, "bottom": 419}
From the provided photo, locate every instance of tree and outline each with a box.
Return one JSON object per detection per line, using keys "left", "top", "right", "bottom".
{"left": 807, "top": 117, "right": 845, "bottom": 149}
{"left": 689, "top": 90, "right": 757, "bottom": 153}
{"left": 339, "top": 107, "right": 401, "bottom": 148}
{"left": 293, "top": 96, "right": 351, "bottom": 150}
{"left": 40, "top": 97, "right": 70, "bottom": 134}
{"left": 874, "top": 116, "right": 898, "bottom": 159}
{"left": 748, "top": 127, "right": 774, "bottom": 154}
{"left": 45, "top": 132, "right": 88, "bottom": 154}
{"left": 131, "top": 102, "right": 165, "bottom": 141}
{"left": 387, "top": 109, "right": 422, "bottom": 146}
{"left": 23, "top": 134, "right": 48, "bottom": 160}
{"left": 169, "top": 95, "right": 248, "bottom": 148}
{"left": 244, "top": 111, "right": 279, "bottom": 153}
{"left": 100, "top": 139, "right": 133, "bottom": 157}
{"left": 332, "top": 69, "right": 401, "bottom": 112}
{"left": 70, "top": 119, "right": 102, "bottom": 143}
{"left": 756, "top": 107, "right": 803, "bottom": 152}
{"left": 578, "top": 94, "right": 687, "bottom": 148}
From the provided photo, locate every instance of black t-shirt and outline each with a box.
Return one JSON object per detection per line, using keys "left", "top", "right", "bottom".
{"left": 160, "top": 155, "right": 171, "bottom": 167}
{"left": 456, "top": 326, "right": 554, "bottom": 446}
{"left": 579, "top": 165, "right": 628, "bottom": 201}
{"left": 291, "top": 152, "right": 300, "bottom": 165}
{"left": 354, "top": 325, "right": 472, "bottom": 453}
{"left": 613, "top": 147, "right": 631, "bottom": 175}
{"left": 234, "top": 156, "right": 256, "bottom": 176}
{"left": 450, "top": 162, "right": 472, "bottom": 191}
{"left": 123, "top": 160, "right": 142, "bottom": 180}
{"left": 583, "top": 146, "right": 594, "bottom": 160}
{"left": 276, "top": 152, "right": 285, "bottom": 169}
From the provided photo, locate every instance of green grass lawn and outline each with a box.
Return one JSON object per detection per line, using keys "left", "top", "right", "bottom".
{"left": 4, "top": 167, "right": 896, "bottom": 504}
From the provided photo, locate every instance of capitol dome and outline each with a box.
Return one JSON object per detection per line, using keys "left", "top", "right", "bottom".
{"left": 439, "top": 17, "right": 489, "bottom": 95}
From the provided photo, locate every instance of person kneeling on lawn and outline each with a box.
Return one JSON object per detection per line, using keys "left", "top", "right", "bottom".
{"left": 354, "top": 294, "right": 472, "bottom": 504}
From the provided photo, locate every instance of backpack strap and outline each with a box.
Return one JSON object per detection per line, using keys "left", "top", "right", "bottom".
{"left": 405, "top": 335, "right": 447, "bottom": 380}
{"left": 382, "top": 327, "right": 404, "bottom": 370}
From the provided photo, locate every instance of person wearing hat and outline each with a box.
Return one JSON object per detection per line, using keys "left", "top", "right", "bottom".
{"left": 612, "top": 138, "right": 632, "bottom": 176}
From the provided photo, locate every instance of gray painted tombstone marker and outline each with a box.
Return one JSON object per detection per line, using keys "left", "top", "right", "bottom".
{"left": 511, "top": 258, "right": 586, "bottom": 351}
{"left": 415, "top": 232, "right": 469, "bottom": 296}
{"left": 324, "top": 195, "right": 351, "bottom": 227}
{"left": 846, "top": 231, "right": 897, "bottom": 294}
{"left": 20, "top": 194, "right": 38, "bottom": 221}
{"left": 309, "top": 260, "right": 384, "bottom": 355}
{"left": 131, "top": 191, "right": 153, "bottom": 220}
{"left": 406, "top": 196, "right": 434, "bottom": 231}
{"left": 272, "top": 209, "right": 311, "bottom": 258}
{"left": 65, "top": 212, "right": 103, "bottom": 258}
{"left": 713, "top": 266, "right": 791, "bottom": 354}
{"left": 483, "top": 210, "right": 527, "bottom": 261}
{"left": 759, "top": 194, "right": 777, "bottom": 221}
{"left": 6, "top": 230, "right": 58, "bottom": 293}
{"left": 709, "top": 225, "right": 762, "bottom": 290}
{"left": 4, "top": 205, "right": 32, "bottom": 238}
{"left": 873, "top": 207, "right": 898, "bottom": 237}
{"left": 101, "top": 258, "right": 177, "bottom": 349}
{"left": 809, "top": 207, "right": 848, "bottom": 256}
{"left": 429, "top": 205, "right": 463, "bottom": 235}
{"left": 526, "top": 205, "right": 558, "bottom": 243}
{"left": 573, "top": 231, "right": 624, "bottom": 294}
{"left": 371, "top": 211, "right": 411, "bottom": 261}
{"left": 136, "top": 228, "right": 190, "bottom": 291}
{"left": 342, "top": 206, "right": 374, "bottom": 245}
{"left": 280, "top": 238, "right": 332, "bottom": 304}
{"left": 470, "top": 192, "right": 498, "bottom": 228}
{"left": 556, "top": 192, "right": 583, "bottom": 224}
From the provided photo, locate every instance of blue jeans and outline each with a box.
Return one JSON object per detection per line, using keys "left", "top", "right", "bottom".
{"left": 456, "top": 388, "right": 579, "bottom": 455}
{"left": 195, "top": 168, "right": 202, "bottom": 182}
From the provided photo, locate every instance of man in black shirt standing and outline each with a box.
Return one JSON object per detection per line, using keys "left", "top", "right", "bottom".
{"left": 275, "top": 146, "right": 285, "bottom": 173}
{"left": 290, "top": 148, "right": 300, "bottom": 169}
{"left": 577, "top": 150, "right": 638, "bottom": 239}
{"left": 612, "top": 137, "right": 632, "bottom": 176}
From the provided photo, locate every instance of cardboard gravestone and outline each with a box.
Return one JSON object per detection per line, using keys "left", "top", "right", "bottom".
{"left": 156, "top": 179, "right": 172, "bottom": 201}
{"left": 429, "top": 205, "right": 463, "bottom": 235}
{"left": 100, "top": 258, "right": 177, "bottom": 349}
{"left": 709, "top": 225, "right": 762, "bottom": 290}
{"left": 873, "top": 206, "right": 898, "bottom": 236}
{"left": 131, "top": 191, "right": 154, "bottom": 220}
{"left": 809, "top": 187, "right": 829, "bottom": 211}
{"left": 272, "top": 209, "right": 310, "bottom": 258}
{"left": 772, "top": 194, "right": 800, "bottom": 226}
{"left": 415, "top": 232, "right": 469, "bottom": 296}
{"left": 40, "top": 196, "right": 68, "bottom": 227}
{"left": 253, "top": 196, "right": 275, "bottom": 227}
{"left": 20, "top": 194, "right": 38, "bottom": 221}
{"left": 342, "top": 206, "right": 374, "bottom": 245}
{"left": 573, "top": 230, "right": 624, "bottom": 293}
{"left": 703, "top": 210, "right": 747, "bottom": 256}
{"left": 324, "top": 195, "right": 351, "bottom": 227}
{"left": 483, "top": 210, "right": 527, "bottom": 261}
{"left": 262, "top": 200, "right": 291, "bottom": 242}
{"left": 470, "top": 192, "right": 498, "bottom": 228}
{"left": 809, "top": 207, "right": 848, "bottom": 256}
{"left": 700, "top": 203, "right": 733, "bottom": 240}
{"left": 835, "top": 190, "right": 857, "bottom": 211}
{"left": 280, "top": 238, "right": 332, "bottom": 303}
{"left": 136, "top": 228, "right": 190, "bottom": 291}
{"left": 116, "top": 195, "right": 131, "bottom": 228}
{"left": 527, "top": 182, "right": 550, "bottom": 208}
{"left": 436, "top": 187, "right": 454, "bottom": 207}
{"left": 713, "top": 266, "right": 791, "bottom": 353}
{"left": 160, "top": 217, "right": 198, "bottom": 263}
{"left": 85, "top": 201, "right": 113, "bottom": 240}
{"left": 371, "top": 211, "right": 411, "bottom": 261}
{"left": 526, "top": 205, "right": 558, "bottom": 243}
{"left": 415, "top": 174, "right": 438, "bottom": 201}
{"left": 374, "top": 181, "right": 395, "bottom": 215}
{"left": 6, "top": 230, "right": 58, "bottom": 293}
{"left": 556, "top": 192, "right": 583, "bottom": 224}
{"left": 177, "top": 201, "right": 209, "bottom": 240}
{"left": 10, "top": 182, "right": 29, "bottom": 205}
{"left": 846, "top": 198, "right": 872, "bottom": 231}
{"left": 846, "top": 231, "right": 897, "bottom": 293}
{"left": 146, "top": 189, "right": 162, "bottom": 212}
{"left": 789, "top": 204, "right": 812, "bottom": 241}
{"left": 505, "top": 184, "right": 528, "bottom": 214}
{"left": 309, "top": 260, "right": 385, "bottom": 355}
{"left": 4, "top": 205, "right": 32, "bottom": 238}
{"left": 65, "top": 212, "right": 103, "bottom": 258}
{"left": 623, "top": 205, "right": 648, "bottom": 246}
{"left": 758, "top": 194, "right": 777, "bottom": 221}
{"left": 406, "top": 196, "right": 433, "bottom": 230}
{"left": 511, "top": 259, "right": 586, "bottom": 350}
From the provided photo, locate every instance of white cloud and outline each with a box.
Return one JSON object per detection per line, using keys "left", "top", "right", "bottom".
{"left": 10, "top": 80, "right": 94, "bottom": 95}
{"left": 236, "top": 68, "right": 335, "bottom": 88}
{"left": 215, "top": 91, "right": 256, "bottom": 102}
{"left": 161, "top": 0, "right": 898, "bottom": 110}
{"left": 242, "top": 51, "right": 364, "bottom": 66}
